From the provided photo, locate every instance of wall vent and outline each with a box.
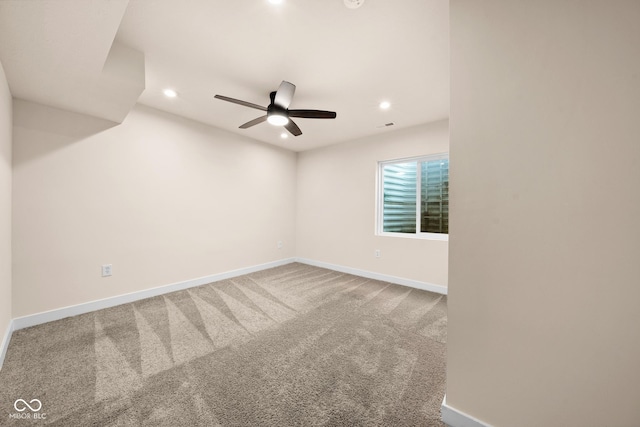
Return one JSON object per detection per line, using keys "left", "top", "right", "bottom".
{"left": 376, "top": 122, "right": 395, "bottom": 128}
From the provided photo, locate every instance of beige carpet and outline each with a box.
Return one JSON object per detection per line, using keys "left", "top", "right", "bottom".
{"left": 0, "top": 263, "right": 447, "bottom": 426}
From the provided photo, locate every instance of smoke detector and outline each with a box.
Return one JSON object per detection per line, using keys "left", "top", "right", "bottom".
{"left": 344, "top": 0, "right": 365, "bottom": 9}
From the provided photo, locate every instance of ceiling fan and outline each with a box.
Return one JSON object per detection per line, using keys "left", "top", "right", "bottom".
{"left": 214, "top": 81, "right": 337, "bottom": 137}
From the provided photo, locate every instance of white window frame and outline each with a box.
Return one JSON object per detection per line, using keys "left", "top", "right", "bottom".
{"left": 375, "top": 153, "right": 449, "bottom": 241}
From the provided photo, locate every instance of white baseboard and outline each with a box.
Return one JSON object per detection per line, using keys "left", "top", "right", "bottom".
{"left": 0, "top": 318, "right": 14, "bottom": 370}
{"left": 295, "top": 258, "right": 447, "bottom": 295}
{"left": 11, "top": 258, "right": 296, "bottom": 332}
{"left": 6, "top": 256, "right": 445, "bottom": 362}
{"left": 441, "top": 395, "right": 494, "bottom": 427}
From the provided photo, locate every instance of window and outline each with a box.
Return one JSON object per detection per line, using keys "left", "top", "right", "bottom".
{"left": 377, "top": 154, "right": 449, "bottom": 239}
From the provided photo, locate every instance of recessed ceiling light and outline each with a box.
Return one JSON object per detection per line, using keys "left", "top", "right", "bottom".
{"left": 163, "top": 88, "right": 177, "bottom": 98}
{"left": 379, "top": 101, "right": 391, "bottom": 110}
{"left": 268, "top": 0, "right": 283, "bottom": 4}
{"left": 280, "top": 133, "right": 288, "bottom": 139}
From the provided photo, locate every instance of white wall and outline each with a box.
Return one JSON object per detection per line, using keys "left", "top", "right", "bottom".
{"left": 0, "top": 60, "right": 12, "bottom": 357}
{"left": 12, "top": 101, "right": 296, "bottom": 318}
{"left": 296, "top": 120, "right": 449, "bottom": 288}
{"left": 447, "top": 1, "right": 640, "bottom": 426}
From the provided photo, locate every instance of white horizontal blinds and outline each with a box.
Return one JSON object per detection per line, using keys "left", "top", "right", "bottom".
{"left": 382, "top": 162, "right": 417, "bottom": 233}
{"left": 421, "top": 158, "right": 449, "bottom": 233}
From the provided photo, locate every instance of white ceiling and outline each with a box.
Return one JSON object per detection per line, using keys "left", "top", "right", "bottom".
{"left": 0, "top": 0, "right": 449, "bottom": 151}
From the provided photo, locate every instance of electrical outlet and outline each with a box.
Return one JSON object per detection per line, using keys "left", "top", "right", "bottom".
{"left": 277, "top": 241, "right": 283, "bottom": 249}
{"left": 101, "top": 264, "right": 112, "bottom": 277}
{"left": 375, "top": 249, "right": 381, "bottom": 258}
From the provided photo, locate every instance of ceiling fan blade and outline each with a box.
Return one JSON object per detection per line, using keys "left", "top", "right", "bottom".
{"left": 274, "top": 81, "right": 296, "bottom": 109}
{"left": 288, "top": 109, "right": 337, "bottom": 119}
{"left": 284, "top": 119, "right": 302, "bottom": 137}
{"left": 239, "top": 115, "right": 268, "bottom": 129}
{"left": 214, "top": 95, "right": 267, "bottom": 111}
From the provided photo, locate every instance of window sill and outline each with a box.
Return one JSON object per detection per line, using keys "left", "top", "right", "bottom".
{"left": 377, "top": 232, "right": 449, "bottom": 241}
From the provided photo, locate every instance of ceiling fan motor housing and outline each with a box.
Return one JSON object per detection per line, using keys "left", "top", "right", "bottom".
{"left": 267, "top": 103, "right": 288, "bottom": 119}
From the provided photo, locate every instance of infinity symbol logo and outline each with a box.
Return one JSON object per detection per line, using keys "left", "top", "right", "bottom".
{"left": 14, "top": 399, "right": 42, "bottom": 412}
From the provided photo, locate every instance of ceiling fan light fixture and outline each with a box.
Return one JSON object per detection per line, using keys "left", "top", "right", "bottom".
{"left": 267, "top": 114, "right": 289, "bottom": 126}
